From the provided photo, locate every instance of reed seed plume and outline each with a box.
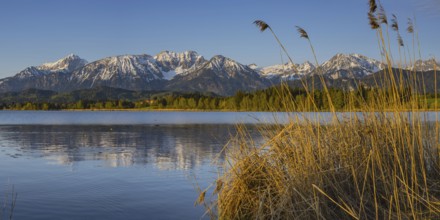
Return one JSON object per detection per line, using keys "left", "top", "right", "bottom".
{"left": 253, "top": 20, "right": 270, "bottom": 32}
{"left": 295, "top": 26, "right": 309, "bottom": 39}
{"left": 398, "top": 34, "right": 404, "bottom": 46}
{"left": 391, "top": 14, "right": 399, "bottom": 31}
{"left": 369, "top": 0, "right": 377, "bottom": 13}
{"left": 368, "top": 12, "right": 380, "bottom": 29}
{"left": 253, "top": 19, "right": 298, "bottom": 72}
{"left": 377, "top": 4, "right": 388, "bottom": 24}
{"left": 407, "top": 18, "right": 414, "bottom": 33}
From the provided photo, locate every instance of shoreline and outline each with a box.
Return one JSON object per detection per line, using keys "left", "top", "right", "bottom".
{"left": 1, "top": 108, "right": 440, "bottom": 113}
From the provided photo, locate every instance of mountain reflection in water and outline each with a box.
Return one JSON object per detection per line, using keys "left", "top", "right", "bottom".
{"left": 0, "top": 125, "right": 253, "bottom": 170}
{"left": 0, "top": 124, "right": 266, "bottom": 219}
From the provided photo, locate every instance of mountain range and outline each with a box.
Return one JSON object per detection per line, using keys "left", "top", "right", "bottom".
{"left": 0, "top": 51, "right": 438, "bottom": 96}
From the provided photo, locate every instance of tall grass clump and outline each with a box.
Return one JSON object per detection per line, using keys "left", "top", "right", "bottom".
{"left": 198, "top": 1, "right": 440, "bottom": 219}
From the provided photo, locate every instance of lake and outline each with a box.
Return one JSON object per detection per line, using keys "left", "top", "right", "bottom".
{"left": 0, "top": 111, "right": 271, "bottom": 220}
{"left": 1, "top": 110, "right": 438, "bottom": 219}
{"left": 0, "top": 111, "right": 290, "bottom": 125}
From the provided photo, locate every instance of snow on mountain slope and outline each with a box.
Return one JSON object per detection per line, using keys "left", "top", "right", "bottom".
{"left": 204, "top": 55, "right": 256, "bottom": 77}
{"left": 15, "top": 67, "right": 49, "bottom": 79}
{"left": 166, "top": 55, "right": 269, "bottom": 95}
{"left": 320, "top": 53, "right": 384, "bottom": 79}
{"left": 70, "top": 54, "right": 163, "bottom": 88}
{"left": 154, "top": 51, "right": 206, "bottom": 80}
{"left": 39, "top": 54, "right": 88, "bottom": 72}
{"left": 0, "top": 51, "right": 394, "bottom": 95}
{"left": 248, "top": 63, "right": 259, "bottom": 70}
{"left": 14, "top": 54, "right": 88, "bottom": 79}
{"left": 155, "top": 51, "right": 205, "bottom": 71}
{"left": 260, "top": 61, "right": 315, "bottom": 80}
{"left": 70, "top": 51, "right": 207, "bottom": 87}
{"left": 258, "top": 54, "right": 384, "bottom": 80}
{"left": 411, "top": 58, "right": 440, "bottom": 72}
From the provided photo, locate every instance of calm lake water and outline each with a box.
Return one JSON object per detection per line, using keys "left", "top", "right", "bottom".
{"left": 0, "top": 111, "right": 268, "bottom": 220}
{"left": 0, "top": 111, "right": 439, "bottom": 219}
{"left": 0, "top": 111, "right": 289, "bottom": 125}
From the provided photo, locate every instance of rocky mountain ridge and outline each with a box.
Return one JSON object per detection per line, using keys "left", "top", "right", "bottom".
{"left": 0, "top": 51, "right": 437, "bottom": 96}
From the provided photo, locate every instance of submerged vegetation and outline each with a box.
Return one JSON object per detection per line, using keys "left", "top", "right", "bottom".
{"left": 198, "top": 1, "right": 440, "bottom": 219}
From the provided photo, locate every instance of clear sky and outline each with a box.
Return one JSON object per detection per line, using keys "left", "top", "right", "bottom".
{"left": 0, "top": 0, "right": 439, "bottom": 78}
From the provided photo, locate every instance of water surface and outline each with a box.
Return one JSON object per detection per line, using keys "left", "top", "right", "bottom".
{"left": 0, "top": 123, "right": 260, "bottom": 219}
{"left": 0, "top": 111, "right": 288, "bottom": 125}
{"left": 1, "top": 110, "right": 439, "bottom": 219}
{"left": 0, "top": 110, "right": 438, "bottom": 125}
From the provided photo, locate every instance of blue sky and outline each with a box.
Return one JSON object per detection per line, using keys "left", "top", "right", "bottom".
{"left": 0, "top": 0, "right": 439, "bottom": 78}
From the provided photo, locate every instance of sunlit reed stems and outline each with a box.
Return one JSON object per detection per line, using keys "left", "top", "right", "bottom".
{"left": 295, "top": 26, "right": 335, "bottom": 112}
{"left": 201, "top": 1, "right": 440, "bottom": 219}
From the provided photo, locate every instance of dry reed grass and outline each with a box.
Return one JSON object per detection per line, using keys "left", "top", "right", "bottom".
{"left": 213, "top": 112, "right": 440, "bottom": 219}
{"left": 198, "top": 1, "right": 440, "bottom": 219}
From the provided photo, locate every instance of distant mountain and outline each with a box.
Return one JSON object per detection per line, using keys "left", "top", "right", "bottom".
{"left": 39, "top": 54, "right": 88, "bottom": 73}
{"left": 256, "top": 53, "right": 384, "bottom": 81}
{"left": 166, "top": 55, "right": 269, "bottom": 96}
{"left": 67, "top": 51, "right": 209, "bottom": 91}
{"left": 411, "top": 58, "right": 440, "bottom": 72}
{"left": 0, "top": 51, "right": 269, "bottom": 96}
{"left": 68, "top": 54, "right": 165, "bottom": 91}
{"left": 319, "top": 53, "right": 384, "bottom": 79}
{"left": 286, "top": 68, "right": 440, "bottom": 94}
{"left": 0, "top": 54, "right": 88, "bottom": 93}
{"left": 259, "top": 61, "right": 315, "bottom": 80}
{"left": 248, "top": 63, "right": 259, "bottom": 70}
{"left": 12, "top": 54, "right": 87, "bottom": 80}
{"left": 0, "top": 51, "right": 438, "bottom": 96}
{"left": 154, "top": 50, "right": 206, "bottom": 79}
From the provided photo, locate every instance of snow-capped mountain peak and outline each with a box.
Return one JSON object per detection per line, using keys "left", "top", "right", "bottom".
{"left": 165, "top": 54, "right": 268, "bottom": 95}
{"left": 248, "top": 63, "right": 259, "bottom": 70}
{"left": 411, "top": 58, "right": 439, "bottom": 71}
{"left": 207, "top": 55, "right": 251, "bottom": 74}
{"left": 72, "top": 54, "right": 162, "bottom": 85}
{"left": 154, "top": 50, "right": 206, "bottom": 79}
{"left": 154, "top": 51, "right": 205, "bottom": 69}
{"left": 154, "top": 50, "right": 201, "bottom": 60}
{"left": 259, "top": 61, "right": 315, "bottom": 80}
{"left": 257, "top": 53, "right": 384, "bottom": 80}
{"left": 320, "top": 53, "right": 383, "bottom": 79}
{"left": 297, "top": 61, "right": 316, "bottom": 74}
{"left": 15, "top": 66, "right": 47, "bottom": 79}
{"left": 67, "top": 51, "right": 210, "bottom": 89}
{"left": 13, "top": 54, "right": 88, "bottom": 79}
{"left": 1, "top": 51, "right": 412, "bottom": 96}
{"left": 39, "top": 54, "right": 88, "bottom": 72}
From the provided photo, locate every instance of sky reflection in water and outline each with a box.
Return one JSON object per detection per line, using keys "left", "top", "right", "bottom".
{"left": 0, "top": 124, "right": 261, "bottom": 219}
